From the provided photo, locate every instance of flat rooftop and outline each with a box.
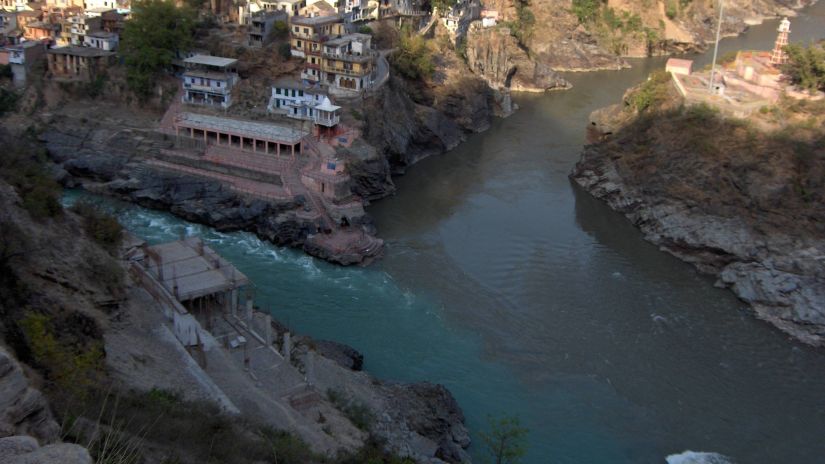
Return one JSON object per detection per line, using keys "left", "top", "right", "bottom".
{"left": 47, "top": 45, "right": 114, "bottom": 57}
{"left": 184, "top": 54, "right": 238, "bottom": 68}
{"left": 176, "top": 112, "right": 308, "bottom": 144}
{"left": 87, "top": 30, "right": 117, "bottom": 38}
{"left": 144, "top": 237, "right": 249, "bottom": 301}
{"left": 290, "top": 14, "right": 342, "bottom": 26}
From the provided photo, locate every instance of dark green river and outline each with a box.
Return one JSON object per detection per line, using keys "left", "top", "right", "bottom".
{"left": 65, "top": 4, "right": 825, "bottom": 462}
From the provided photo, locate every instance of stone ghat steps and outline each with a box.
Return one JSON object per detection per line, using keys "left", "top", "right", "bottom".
{"left": 156, "top": 149, "right": 284, "bottom": 186}
{"left": 146, "top": 159, "right": 291, "bottom": 201}
{"left": 205, "top": 146, "right": 296, "bottom": 177}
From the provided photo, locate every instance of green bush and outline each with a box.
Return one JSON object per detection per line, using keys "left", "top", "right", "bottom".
{"left": 571, "top": 0, "right": 602, "bottom": 24}
{"left": 269, "top": 19, "right": 289, "bottom": 41}
{"left": 327, "top": 388, "right": 375, "bottom": 431}
{"left": 278, "top": 42, "right": 292, "bottom": 60}
{"left": 0, "top": 139, "right": 63, "bottom": 219}
{"left": 631, "top": 70, "right": 672, "bottom": 112}
{"left": 391, "top": 33, "right": 434, "bottom": 80}
{"left": 70, "top": 200, "right": 123, "bottom": 252}
{"left": 0, "top": 87, "right": 18, "bottom": 116}
{"left": 357, "top": 25, "right": 373, "bottom": 35}
{"left": 782, "top": 42, "right": 825, "bottom": 92}
{"left": 665, "top": 0, "right": 678, "bottom": 19}
{"left": 0, "top": 64, "right": 12, "bottom": 80}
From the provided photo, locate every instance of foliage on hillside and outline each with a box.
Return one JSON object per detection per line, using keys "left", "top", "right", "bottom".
{"left": 391, "top": 31, "right": 434, "bottom": 80}
{"left": 0, "top": 131, "right": 62, "bottom": 218}
{"left": 598, "top": 99, "right": 825, "bottom": 235}
{"left": 782, "top": 42, "right": 825, "bottom": 92}
{"left": 571, "top": 0, "right": 661, "bottom": 55}
{"left": 121, "top": 0, "right": 196, "bottom": 99}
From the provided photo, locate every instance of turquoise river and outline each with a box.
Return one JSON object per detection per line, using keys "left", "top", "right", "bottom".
{"left": 65, "top": 4, "right": 825, "bottom": 463}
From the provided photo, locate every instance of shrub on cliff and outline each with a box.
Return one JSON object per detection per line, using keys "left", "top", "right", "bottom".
{"left": 391, "top": 32, "right": 434, "bottom": 80}
{"left": 782, "top": 43, "right": 825, "bottom": 92}
{"left": 0, "top": 134, "right": 62, "bottom": 218}
{"left": 629, "top": 70, "right": 672, "bottom": 112}
{"left": 571, "top": 0, "right": 603, "bottom": 24}
{"left": 70, "top": 200, "right": 123, "bottom": 254}
{"left": 121, "top": 0, "right": 196, "bottom": 100}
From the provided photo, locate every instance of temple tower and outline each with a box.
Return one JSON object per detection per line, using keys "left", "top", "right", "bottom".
{"left": 770, "top": 17, "right": 791, "bottom": 66}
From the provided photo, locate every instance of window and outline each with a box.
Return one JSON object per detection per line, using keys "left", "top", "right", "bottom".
{"left": 296, "top": 40, "right": 302, "bottom": 47}
{"left": 276, "top": 88, "right": 282, "bottom": 95}
{"left": 216, "top": 81, "right": 221, "bottom": 88}
{"left": 298, "top": 90, "right": 303, "bottom": 97}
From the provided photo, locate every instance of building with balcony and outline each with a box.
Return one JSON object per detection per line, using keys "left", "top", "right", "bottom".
{"left": 320, "top": 33, "right": 373, "bottom": 91}
{"left": 181, "top": 54, "right": 239, "bottom": 109}
{"left": 289, "top": 13, "right": 343, "bottom": 59}
{"left": 267, "top": 78, "right": 340, "bottom": 127}
{"left": 246, "top": 9, "right": 284, "bottom": 47}
{"left": 67, "top": 12, "right": 100, "bottom": 44}
{"left": 46, "top": 45, "right": 114, "bottom": 81}
{"left": 22, "top": 20, "right": 52, "bottom": 40}
{"left": 83, "top": 29, "right": 116, "bottom": 49}
{"left": 0, "top": 39, "right": 44, "bottom": 85}
{"left": 258, "top": 0, "right": 305, "bottom": 17}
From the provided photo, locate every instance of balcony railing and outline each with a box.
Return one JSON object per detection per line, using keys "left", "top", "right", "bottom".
{"left": 314, "top": 114, "right": 340, "bottom": 127}
{"left": 183, "top": 82, "right": 232, "bottom": 95}
{"left": 324, "top": 66, "right": 368, "bottom": 77}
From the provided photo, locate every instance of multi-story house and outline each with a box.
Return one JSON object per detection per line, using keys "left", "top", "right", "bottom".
{"left": 0, "top": 0, "right": 28, "bottom": 12}
{"left": 47, "top": 45, "right": 114, "bottom": 81}
{"left": 258, "top": 0, "right": 305, "bottom": 17}
{"left": 320, "top": 32, "right": 373, "bottom": 91}
{"left": 0, "top": 40, "right": 44, "bottom": 85}
{"left": 23, "top": 20, "right": 54, "bottom": 41}
{"left": 83, "top": 29, "right": 116, "bottom": 50}
{"left": 0, "top": 11, "right": 17, "bottom": 42}
{"left": 246, "top": 10, "right": 284, "bottom": 47}
{"left": 289, "top": 14, "right": 344, "bottom": 82}
{"left": 67, "top": 12, "right": 101, "bottom": 45}
{"left": 181, "top": 55, "right": 239, "bottom": 109}
{"left": 267, "top": 78, "right": 340, "bottom": 127}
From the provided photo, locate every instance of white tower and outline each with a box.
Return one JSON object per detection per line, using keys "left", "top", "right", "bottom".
{"left": 770, "top": 17, "right": 791, "bottom": 66}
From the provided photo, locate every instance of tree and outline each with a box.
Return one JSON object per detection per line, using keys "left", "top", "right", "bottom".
{"left": 121, "top": 0, "right": 196, "bottom": 99}
{"left": 391, "top": 32, "right": 434, "bottom": 80}
{"left": 782, "top": 42, "right": 825, "bottom": 92}
{"left": 479, "top": 415, "right": 529, "bottom": 464}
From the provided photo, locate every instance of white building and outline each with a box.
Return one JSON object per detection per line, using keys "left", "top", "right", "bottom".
{"left": 258, "top": 0, "right": 305, "bottom": 16}
{"left": 83, "top": 30, "right": 118, "bottom": 50}
{"left": 181, "top": 55, "right": 239, "bottom": 109}
{"left": 83, "top": 0, "right": 116, "bottom": 10}
{"left": 68, "top": 13, "right": 101, "bottom": 45}
{"left": 267, "top": 79, "right": 339, "bottom": 127}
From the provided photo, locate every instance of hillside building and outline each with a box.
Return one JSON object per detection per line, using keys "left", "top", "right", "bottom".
{"left": 267, "top": 78, "right": 340, "bottom": 127}
{"left": 46, "top": 44, "right": 114, "bottom": 80}
{"left": 181, "top": 55, "right": 239, "bottom": 109}
{"left": 321, "top": 32, "right": 373, "bottom": 91}
{"left": 83, "top": 29, "right": 116, "bottom": 49}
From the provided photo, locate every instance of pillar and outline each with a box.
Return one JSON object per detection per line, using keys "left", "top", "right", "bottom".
{"left": 277, "top": 143, "right": 280, "bottom": 156}
{"left": 282, "top": 331, "right": 291, "bottom": 362}
{"left": 231, "top": 288, "right": 238, "bottom": 316}
{"left": 291, "top": 143, "right": 295, "bottom": 158}
{"left": 244, "top": 297, "right": 252, "bottom": 322}
{"left": 263, "top": 313, "right": 272, "bottom": 346}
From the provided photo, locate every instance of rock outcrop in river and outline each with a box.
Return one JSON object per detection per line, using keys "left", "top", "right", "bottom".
{"left": 571, "top": 80, "right": 825, "bottom": 346}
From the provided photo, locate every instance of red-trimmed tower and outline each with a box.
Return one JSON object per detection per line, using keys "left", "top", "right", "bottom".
{"left": 770, "top": 17, "right": 791, "bottom": 66}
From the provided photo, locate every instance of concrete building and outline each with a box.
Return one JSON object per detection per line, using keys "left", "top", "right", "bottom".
{"left": 321, "top": 32, "right": 373, "bottom": 91}
{"left": 83, "top": 0, "right": 116, "bottom": 10}
{"left": 46, "top": 44, "right": 113, "bottom": 80}
{"left": 301, "top": 0, "right": 334, "bottom": 17}
{"left": 267, "top": 78, "right": 340, "bottom": 127}
{"left": 258, "top": 0, "right": 305, "bottom": 16}
{"left": 665, "top": 58, "right": 692, "bottom": 76}
{"left": 67, "top": 12, "right": 101, "bottom": 44}
{"left": 246, "top": 10, "right": 285, "bottom": 47}
{"left": 173, "top": 112, "right": 308, "bottom": 156}
{"left": 181, "top": 54, "right": 239, "bottom": 109}
{"left": 0, "top": 11, "right": 17, "bottom": 39}
{"left": 0, "top": 39, "right": 44, "bottom": 86}
{"left": 22, "top": 20, "right": 52, "bottom": 40}
{"left": 0, "top": 0, "right": 28, "bottom": 11}
{"left": 289, "top": 13, "right": 343, "bottom": 58}
{"left": 480, "top": 9, "right": 497, "bottom": 27}
{"left": 137, "top": 237, "right": 250, "bottom": 347}
{"left": 83, "top": 29, "right": 116, "bottom": 50}
{"left": 100, "top": 9, "right": 122, "bottom": 33}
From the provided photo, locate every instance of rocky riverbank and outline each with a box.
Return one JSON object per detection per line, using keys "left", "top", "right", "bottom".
{"left": 571, "top": 84, "right": 825, "bottom": 346}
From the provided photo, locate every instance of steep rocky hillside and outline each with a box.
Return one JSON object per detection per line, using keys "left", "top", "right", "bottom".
{"left": 571, "top": 79, "right": 825, "bottom": 346}
{"left": 464, "top": 0, "right": 815, "bottom": 81}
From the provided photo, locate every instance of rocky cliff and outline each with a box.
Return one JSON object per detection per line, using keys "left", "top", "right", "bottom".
{"left": 571, "top": 87, "right": 825, "bottom": 346}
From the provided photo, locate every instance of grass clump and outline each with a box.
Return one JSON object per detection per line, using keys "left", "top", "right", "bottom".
{"left": 629, "top": 70, "right": 672, "bottom": 112}
{"left": 327, "top": 388, "right": 375, "bottom": 431}
{"left": 71, "top": 200, "right": 123, "bottom": 253}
